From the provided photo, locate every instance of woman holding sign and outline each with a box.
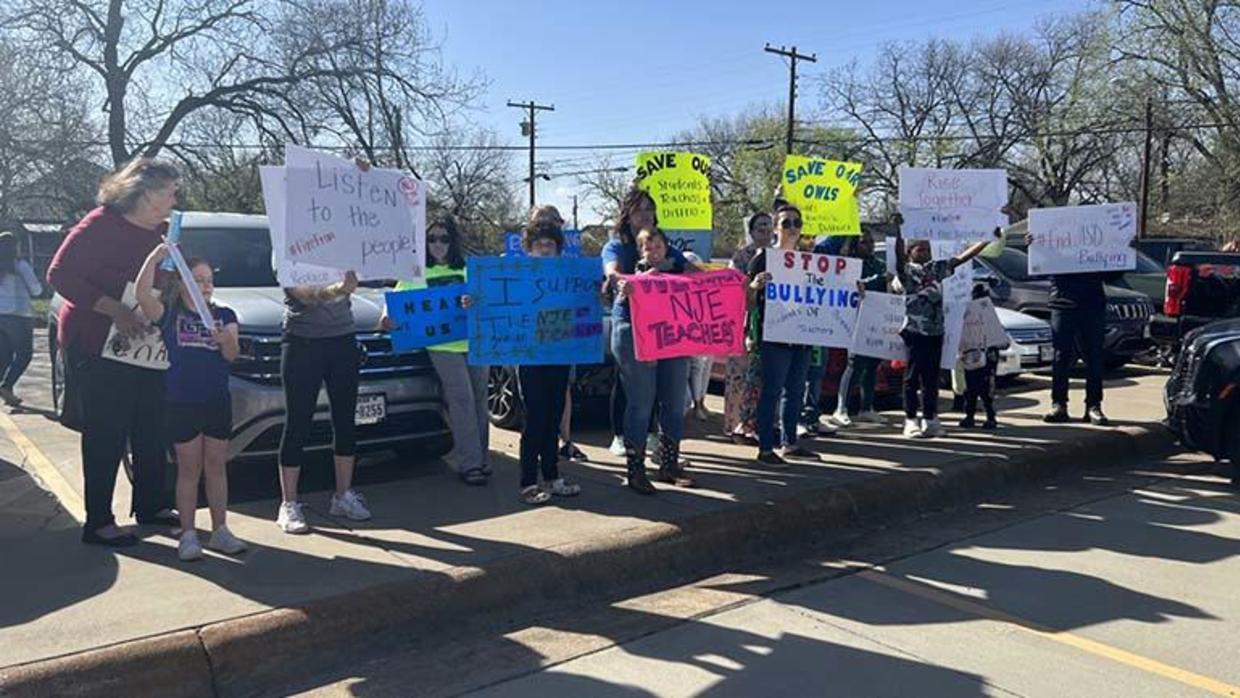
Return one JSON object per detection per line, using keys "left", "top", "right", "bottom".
{"left": 47, "top": 158, "right": 180, "bottom": 546}
{"left": 747, "top": 204, "right": 816, "bottom": 465}
{"left": 381, "top": 217, "right": 491, "bottom": 486}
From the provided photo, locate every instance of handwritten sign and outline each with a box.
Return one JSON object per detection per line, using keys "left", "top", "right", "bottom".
{"left": 503, "top": 229, "right": 582, "bottom": 257}
{"left": 898, "top": 167, "right": 1009, "bottom": 241}
{"left": 850, "top": 291, "right": 907, "bottom": 361}
{"left": 960, "top": 297, "right": 1009, "bottom": 351}
{"left": 933, "top": 240, "right": 975, "bottom": 370}
{"left": 103, "top": 282, "right": 169, "bottom": 370}
{"left": 625, "top": 270, "right": 746, "bottom": 361}
{"left": 277, "top": 144, "right": 426, "bottom": 282}
{"left": 1027, "top": 202, "right": 1137, "bottom": 275}
{"left": 781, "top": 155, "right": 863, "bottom": 236}
{"left": 261, "top": 163, "right": 346, "bottom": 287}
{"left": 466, "top": 256, "right": 604, "bottom": 366}
{"left": 634, "top": 152, "right": 713, "bottom": 231}
{"left": 762, "top": 251, "right": 861, "bottom": 348}
{"left": 384, "top": 284, "right": 467, "bottom": 352}
{"left": 664, "top": 230, "right": 713, "bottom": 259}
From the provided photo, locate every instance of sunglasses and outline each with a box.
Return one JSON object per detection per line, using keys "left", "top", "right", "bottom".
{"left": 779, "top": 218, "right": 803, "bottom": 230}
{"left": 428, "top": 235, "right": 450, "bottom": 243}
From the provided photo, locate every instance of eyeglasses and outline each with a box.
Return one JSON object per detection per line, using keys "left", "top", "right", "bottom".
{"left": 428, "top": 235, "right": 450, "bottom": 243}
{"left": 779, "top": 218, "right": 803, "bottom": 230}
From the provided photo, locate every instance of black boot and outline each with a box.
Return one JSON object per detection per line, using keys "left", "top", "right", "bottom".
{"left": 656, "top": 434, "right": 695, "bottom": 488}
{"left": 625, "top": 441, "right": 656, "bottom": 495}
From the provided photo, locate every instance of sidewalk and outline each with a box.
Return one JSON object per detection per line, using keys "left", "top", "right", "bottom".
{"left": 0, "top": 369, "right": 1175, "bottom": 697}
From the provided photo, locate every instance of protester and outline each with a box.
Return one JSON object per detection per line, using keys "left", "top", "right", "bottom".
{"left": 0, "top": 231, "right": 42, "bottom": 407}
{"left": 614, "top": 227, "right": 694, "bottom": 491}
{"left": 747, "top": 204, "right": 816, "bottom": 465}
{"left": 516, "top": 221, "right": 582, "bottom": 504}
{"left": 47, "top": 158, "right": 179, "bottom": 546}
{"left": 277, "top": 271, "right": 369, "bottom": 532}
{"left": 892, "top": 220, "right": 998, "bottom": 439}
{"left": 382, "top": 217, "right": 491, "bottom": 485}
{"left": 831, "top": 230, "right": 889, "bottom": 427}
{"left": 723, "top": 213, "right": 771, "bottom": 445}
{"left": 682, "top": 251, "right": 712, "bottom": 421}
{"left": 957, "top": 282, "right": 1009, "bottom": 430}
{"left": 134, "top": 244, "right": 245, "bottom": 561}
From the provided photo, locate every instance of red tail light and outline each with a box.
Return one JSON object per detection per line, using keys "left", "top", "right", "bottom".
{"left": 1164, "top": 263, "right": 1193, "bottom": 317}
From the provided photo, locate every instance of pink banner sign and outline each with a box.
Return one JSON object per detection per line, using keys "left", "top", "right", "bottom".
{"left": 626, "top": 269, "right": 748, "bottom": 361}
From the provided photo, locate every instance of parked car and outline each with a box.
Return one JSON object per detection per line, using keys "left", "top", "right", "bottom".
{"left": 1111, "top": 250, "right": 1169, "bottom": 307}
{"left": 1150, "top": 250, "right": 1240, "bottom": 359}
{"left": 972, "top": 247, "right": 1155, "bottom": 368}
{"left": 1164, "top": 318, "right": 1240, "bottom": 486}
{"left": 48, "top": 212, "right": 451, "bottom": 464}
{"left": 1137, "top": 236, "right": 1217, "bottom": 267}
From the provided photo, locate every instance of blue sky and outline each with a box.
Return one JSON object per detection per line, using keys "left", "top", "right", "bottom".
{"left": 422, "top": 0, "right": 1088, "bottom": 221}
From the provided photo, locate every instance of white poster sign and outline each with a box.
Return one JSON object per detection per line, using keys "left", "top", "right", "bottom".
{"left": 960, "top": 297, "right": 1009, "bottom": 351}
{"left": 932, "top": 241, "right": 975, "bottom": 370}
{"left": 165, "top": 240, "right": 213, "bottom": 328}
{"left": 899, "top": 167, "right": 1009, "bottom": 241}
{"left": 1027, "top": 202, "right": 1137, "bottom": 276}
{"left": 850, "top": 291, "right": 907, "bottom": 361}
{"left": 102, "top": 282, "right": 169, "bottom": 370}
{"left": 260, "top": 165, "right": 344, "bottom": 288}
{"left": 275, "top": 145, "right": 426, "bottom": 282}
{"left": 762, "top": 250, "right": 862, "bottom": 348}
{"left": 885, "top": 236, "right": 898, "bottom": 276}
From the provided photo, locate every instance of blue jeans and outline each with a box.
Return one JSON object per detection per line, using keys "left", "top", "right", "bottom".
{"left": 612, "top": 319, "right": 690, "bottom": 447}
{"left": 757, "top": 343, "right": 810, "bottom": 451}
{"left": 837, "top": 354, "right": 880, "bottom": 413}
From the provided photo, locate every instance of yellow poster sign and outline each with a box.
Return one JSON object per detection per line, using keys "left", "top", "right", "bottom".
{"left": 781, "top": 155, "right": 863, "bottom": 236}
{"left": 635, "top": 152, "right": 713, "bottom": 231}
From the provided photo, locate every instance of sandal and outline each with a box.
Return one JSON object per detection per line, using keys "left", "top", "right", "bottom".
{"left": 460, "top": 468, "right": 489, "bottom": 486}
{"left": 520, "top": 485, "right": 551, "bottom": 505}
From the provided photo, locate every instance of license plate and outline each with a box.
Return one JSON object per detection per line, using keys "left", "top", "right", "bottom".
{"left": 355, "top": 394, "right": 386, "bottom": 425}
{"left": 1039, "top": 345, "right": 1054, "bottom": 362}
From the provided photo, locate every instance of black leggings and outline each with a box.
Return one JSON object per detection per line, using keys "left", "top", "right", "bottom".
{"left": 963, "top": 366, "right": 997, "bottom": 419}
{"left": 279, "top": 334, "right": 359, "bottom": 465}
{"left": 902, "top": 332, "right": 944, "bottom": 420}
{"left": 519, "top": 365, "right": 570, "bottom": 488}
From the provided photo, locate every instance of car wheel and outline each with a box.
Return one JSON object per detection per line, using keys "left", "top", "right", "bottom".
{"left": 488, "top": 365, "right": 523, "bottom": 429}
{"left": 120, "top": 438, "right": 180, "bottom": 506}
{"left": 49, "top": 329, "right": 65, "bottom": 419}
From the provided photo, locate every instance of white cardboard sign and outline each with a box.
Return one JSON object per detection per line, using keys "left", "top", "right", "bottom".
{"left": 850, "top": 291, "right": 908, "bottom": 362}
{"left": 102, "top": 282, "right": 169, "bottom": 370}
{"left": 1027, "top": 202, "right": 1137, "bottom": 276}
{"left": 762, "top": 250, "right": 862, "bottom": 348}
{"left": 899, "top": 167, "right": 1009, "bottom": 241}
{"left": 932, "top": 241, "right": 975, "bottom": 370}
{"left": 960, "top": 297, "right": 1009, "bottom": 351}
{"left": 260, "top": 165, "right": 344, "bottom": 288}
{"left": 165, "top": 240, "right": 214, "bottom": 328}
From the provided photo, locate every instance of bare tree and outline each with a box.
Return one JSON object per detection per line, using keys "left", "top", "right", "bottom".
{"left": 575, "top": 154, "right": 632, "bottom": 224}
{"left": 419, "top": 127, "right": 521, "bottom": 250}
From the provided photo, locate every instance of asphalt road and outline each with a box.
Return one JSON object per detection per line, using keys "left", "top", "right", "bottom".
{"left": 285, "top": 453, "right": 1240, "bottom": 698}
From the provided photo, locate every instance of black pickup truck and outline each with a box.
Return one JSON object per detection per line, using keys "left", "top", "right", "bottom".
{"left": 1150, "top": 251, "right": 1240, "bottom": 351}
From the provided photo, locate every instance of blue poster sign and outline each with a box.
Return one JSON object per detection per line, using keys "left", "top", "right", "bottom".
{"left": 664, "top": 230, "right": 713, "bottom": 259}
{"left": 383, "top": 284, "right": 468, "bottom": 352}
{"left": 503, "top": 229, "right": 582, "bottom": 257}
{"left": 467, "top": 256, "right": 604, "bottom": 366}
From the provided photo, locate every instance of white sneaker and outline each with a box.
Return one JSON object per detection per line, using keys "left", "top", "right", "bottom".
{"left": 828, "top": 412, "right": 852, "bottom": 428}
{"left": 178, "top": 530, "right": 203, "bottom": 561}
{"left": 207, "top": 525, "right": 247, "bottom": 555}
{"left": 854, "top": 410, "right": 885, "bottom": 424}
{"left": 545, "top": 478, "right": 581, "bottom": 497}
{"left": 816, "top": 418, "right": 839, "bottom": 435}
{"left": 277, "top": 501, "right": 310, "bottom": 534}
{"left": 608, "top": 436, "right": 627, "bottom": 457}
{"left": 330, "top": 489, "right": 372, "bottom": 521}
{"left": 921, "top": 418, "right": 947, "bottom": 438}
{"left": 903, "top": 418, "right": 924, "bottom": 438}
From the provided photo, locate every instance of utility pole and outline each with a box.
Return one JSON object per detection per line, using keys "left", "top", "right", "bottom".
{"left": 1138, "top": 95, "right": 1153, "bottom": 239}
{"left": 507, "top": 100, "right": 555, "bottom": 209}
{"left": 572, "top": 195, "right": 579, "bottom": 230}
{"left": 764, "top": 43, "right": 817, "bottom": 155}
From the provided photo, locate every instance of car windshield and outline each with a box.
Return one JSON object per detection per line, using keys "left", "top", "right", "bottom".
{"left": 983, "top": 248, "right": 1034, "bottom": 282}
{"left": 177, "top": 227, "right": 278, "bottom": 288}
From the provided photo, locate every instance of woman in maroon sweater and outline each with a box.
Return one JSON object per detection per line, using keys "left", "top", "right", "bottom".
{"left": 48, "top": 158, "right": 180, "bottom": 546}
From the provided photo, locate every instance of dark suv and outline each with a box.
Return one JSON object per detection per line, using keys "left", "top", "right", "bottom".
{"left": 1164, "top": 318, "right": 1240, "bottom": 485}
{"left": 973, "top": 247, "right": 1155, "bottom": 368}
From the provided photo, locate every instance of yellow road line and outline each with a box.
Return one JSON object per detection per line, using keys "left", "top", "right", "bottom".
{"left": 0, "top": 410, "right": 85, "bottom": 522}
{"left": 858, "top": 569, "right": 1240, "bottom": 697}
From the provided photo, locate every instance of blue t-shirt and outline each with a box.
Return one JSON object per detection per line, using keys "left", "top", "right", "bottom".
{"left": 602, "top": 239, "right": 688, "bottom": 321}
{"left": 160, "top": 304, "right": 238, "bottom": 404}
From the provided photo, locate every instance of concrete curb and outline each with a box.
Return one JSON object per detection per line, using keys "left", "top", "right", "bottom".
{"left": 1, "top": 423, "right": 1177, "bottom": 697}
